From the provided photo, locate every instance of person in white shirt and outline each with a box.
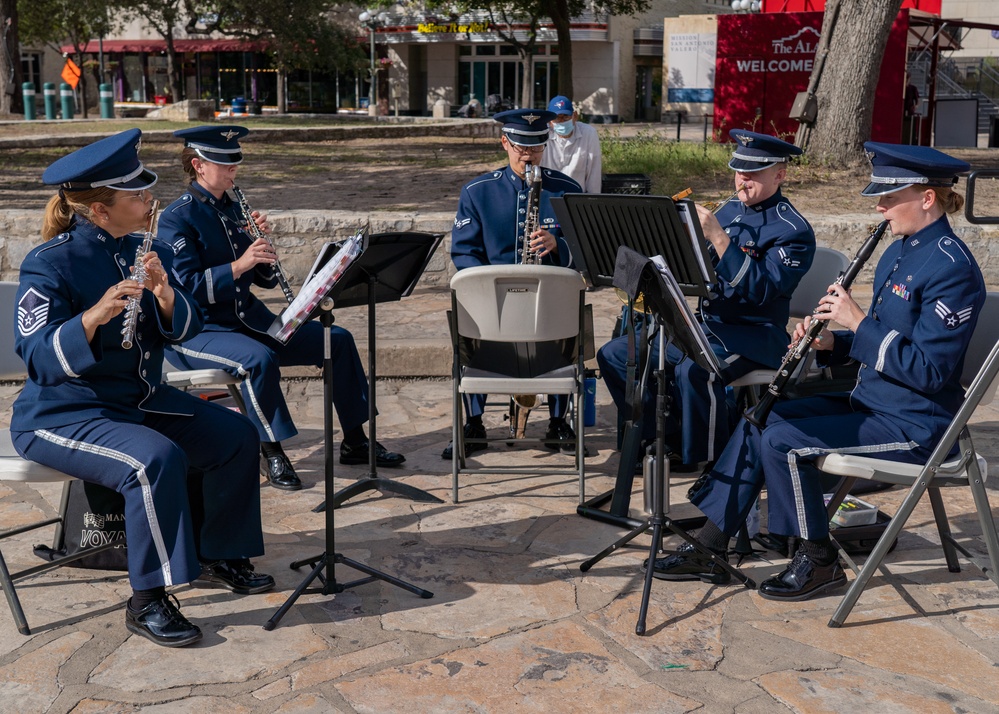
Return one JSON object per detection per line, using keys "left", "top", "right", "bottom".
{"left": 541, "top": 95, "right": 603, "bottom": 194}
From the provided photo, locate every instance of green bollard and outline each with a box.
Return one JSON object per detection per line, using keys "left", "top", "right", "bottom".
{"left": 22, "top": 83, "right": 36, "bottom": 120}
{"left": 43, "top": 83, "right": 57, "bottom": 120}
{"left": 99, "top": 83, "right": 114, "bottom": 119}
{"left": 60, "top": 82, "right": 74, "bottom": 120}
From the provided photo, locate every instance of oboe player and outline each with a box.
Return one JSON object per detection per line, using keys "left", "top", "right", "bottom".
{"left": 443, "top": 109, "right": 582, "bottom": 460}
{"left": 159, "top": 126, "right": 404, "bottom": 493}
{"left": 649, "top": 144, "right": 984, "bottom": 601}
{"left": 11, "top": 130, "right": 274, "bottom": 646}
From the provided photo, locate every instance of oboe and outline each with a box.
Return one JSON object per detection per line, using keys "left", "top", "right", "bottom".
{"left": 121, "top": 200, "right": 160, "bottom": 350}
{"left": 230, "top": 186, "right": 294, "bottom": 304}
{"left": 744, "top": 219, "right": 890, "bottom": 429}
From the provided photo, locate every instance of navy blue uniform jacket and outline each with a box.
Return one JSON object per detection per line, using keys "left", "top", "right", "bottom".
{"left": 12, "top": 218, "right": 203, "bottom": 430}
{"left": 704, "top": 189, "right": 816, "bottom": 368}
{"left": 451, "top": 165, "right": 582, "bottom": 269}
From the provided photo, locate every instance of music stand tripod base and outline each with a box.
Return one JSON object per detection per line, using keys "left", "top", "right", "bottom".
{"left": 264, "top": 295, "right": 433, "bottom": 631}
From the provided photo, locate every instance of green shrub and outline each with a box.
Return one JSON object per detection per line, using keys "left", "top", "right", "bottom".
{"left": 602, "top": 128, "right": 731, "bottom": 198}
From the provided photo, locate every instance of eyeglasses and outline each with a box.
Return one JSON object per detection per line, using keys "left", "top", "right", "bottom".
{"left": 509, "top": 143, "right": 545, "bottom": 154}
{"left": 126, "top": 190, "right": 150, "bottom": 201}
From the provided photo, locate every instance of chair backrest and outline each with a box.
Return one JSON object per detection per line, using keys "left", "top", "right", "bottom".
{"left": 961, "top": 292, "right": 999, "bottom": 406}
{"left": 451, "top": 265, "right": 584, "bottom": 343}
{"left": 789, "top": 247, "right": 850, "bottom": 319}
{"left": 0, "top": 281, "right": 26, "bottom": 381}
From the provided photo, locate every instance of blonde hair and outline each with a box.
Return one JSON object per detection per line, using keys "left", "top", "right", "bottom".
{"left": 41, "top": 187, "right": 121, "bottom": 241}
{"left": 930, "top": 186, "right": 964, "bottom": 215}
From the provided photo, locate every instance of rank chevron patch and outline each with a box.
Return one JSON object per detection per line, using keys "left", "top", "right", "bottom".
{"left": 934, "top": 300, "right": 974, "bottom": 330}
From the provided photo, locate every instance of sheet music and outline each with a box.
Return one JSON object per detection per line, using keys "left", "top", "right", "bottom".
{"left": 269, "top": 231, "right": 364, "bottom": 343}
{"left": 673, "top": 200, "right": 713, "bottom": 285}
{"left": 648, "top": 255, "right": 722, "bottom": 377}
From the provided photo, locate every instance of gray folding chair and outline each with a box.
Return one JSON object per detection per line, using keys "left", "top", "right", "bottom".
{"left": 817, "top": 292, "right": 999, "bottom": 627}
{"left": 0, "top": 281, "right": 118, "bottom": 635}
{"left": 450, "top": 265, "right": 586, "bottom": 503}
{"left": 728, "top": 246, "right": 851, "bottom": 400}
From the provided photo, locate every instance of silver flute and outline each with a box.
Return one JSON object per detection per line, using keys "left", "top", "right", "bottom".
{"left": 230, "top": 185, "right": 294, "bottom": 304}
{"left": 121, "top": 200, "right": 160, "bottom": 350}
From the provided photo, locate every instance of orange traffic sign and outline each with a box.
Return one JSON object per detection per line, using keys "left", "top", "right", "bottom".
{"left": 61, "top": 58, "right": 81, "bottom": 89}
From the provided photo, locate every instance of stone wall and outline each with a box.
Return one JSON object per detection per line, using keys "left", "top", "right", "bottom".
{"left": 1, "top": 209, "right": 997, "bottom": 289}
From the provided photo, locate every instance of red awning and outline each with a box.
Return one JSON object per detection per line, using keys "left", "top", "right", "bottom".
{"left": 61, "top": 38, "right": 269, "bottom": 54}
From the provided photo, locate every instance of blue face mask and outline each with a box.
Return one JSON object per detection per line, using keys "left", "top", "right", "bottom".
{"left": 552, "top": 120, "right": 574, "bottom": 137}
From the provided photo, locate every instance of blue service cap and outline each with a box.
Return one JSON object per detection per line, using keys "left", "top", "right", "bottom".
{"left": 173, "top": 125, "right": 249, "bottom": 165}
{"left": 547, "top": 95, "right": 575, "bottom": 116}
{"left": 727, "top": 129, "right": 803, "bottom": 172}
{"left": 42, "top": 128, "right": 157, "bottom": 191}
{"left": 494, "top": 108, "right": 556, "bottom": 146}
{"left": 861, "top": 142, "right": 970, "bottom": 196}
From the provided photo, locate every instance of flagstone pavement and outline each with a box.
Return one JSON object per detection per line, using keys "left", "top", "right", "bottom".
{"left": 1, "top": 286, "right": 998, "bottom": 714}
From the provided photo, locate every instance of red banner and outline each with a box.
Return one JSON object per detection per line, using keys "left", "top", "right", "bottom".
{"left": 760, "top": 1, "right": 940, "bottom": 14}
{"left": 713, "top": 11, "right": 908, "bottom": 144}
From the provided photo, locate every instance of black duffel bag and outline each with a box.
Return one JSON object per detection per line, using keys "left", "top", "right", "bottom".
{"left": 33, "top": 480, "right": 128, "bottom": 571}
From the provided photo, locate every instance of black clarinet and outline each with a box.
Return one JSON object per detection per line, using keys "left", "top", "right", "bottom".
{"left": 744, "top": 219, "right": 890, "bottom": 429}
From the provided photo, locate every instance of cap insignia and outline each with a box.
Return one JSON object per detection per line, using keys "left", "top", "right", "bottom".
{"left": 220, "top": 129, "right": 239, "bottom": 141}
{"left": 522, "top": 113, "right": 539, "bottom": 123}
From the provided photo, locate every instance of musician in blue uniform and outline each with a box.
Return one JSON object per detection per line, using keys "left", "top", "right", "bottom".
{"left": 10, "top": 130, "right": 273, "bottom": 647}
{"left": 443, "top": 109, "right": 583, "bottom": 460}
{"left": 158, "top": 126, "right": 404, "bottom": 492}
{"left": 597, "top": 130, "right": 816, "bottom": 471}
{"left": 651, "top": 143, "right": 985, "bottom": 601}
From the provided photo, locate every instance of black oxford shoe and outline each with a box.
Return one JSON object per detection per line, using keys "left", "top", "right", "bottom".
{"left": 193, "top": 559, "right": 276, "bottom": 595}
{"left": 758, "top": 549, "right": 847, "bottom": 602}
{"left": 340, "top": 440, "right": 406, "bottom": 467}
{"left": 642, "top": 541, "right": 731, "bottom": 584}
{"left": 442, "top": 422, "right": 488, "bottom": 460}
{"left": 263, "top": 454, "right": 302, "bottom": 491}
{"left": 125, "top": 594, "right": 202, "bottom": 648}
{"left": 544, "top": 420, "right": 590, "bottom": 456}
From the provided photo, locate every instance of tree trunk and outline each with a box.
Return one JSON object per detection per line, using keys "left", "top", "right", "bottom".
{"left": 807, "top": 0, "right": 904, "bottom": 168}
{"left": 545, "top": 0, "right": 573, "bottom": 100}
{"left": 0, "top": 0, "right": 23, "bottom": 115}
{"left": 165, "top": 29, "right": 181, "bottom": 101}
{"left": 76, "top": 51, "right": 89, "bottom": 119}
{"left": 276, "top": 68, "right": 286, "bottom": 114}
{"left": 519, "top": 47, "right": 532, "bottom": 109}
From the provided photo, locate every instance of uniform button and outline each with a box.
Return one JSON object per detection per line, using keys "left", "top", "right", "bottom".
{"left": 118, "top": 258, "right": 127, "bottom": 266}
{"left": 239, "top": 312, "right": 245, "bottom": 318}
{"left": 141, "top": 369, "right": 147, "bottom": 377}
{"left": 232, "top": 243, "right": 238, "bottom": 250}
{"left": 703, "top": 300, "right": 710, "bottom": 307}
{"left": 877, "top": 297, "right": 882, "bottom": 304}
{"left": 144, "top": 351, "right": 150, "bottom": 359}
{"left": 885, "top": 280, "right": 890, "bottom": 287}
{"left": 235, "top": 287, "right": 240, "bottom": 293}
{"left": 151, "top": 386, "right": 156, "bottom": 393}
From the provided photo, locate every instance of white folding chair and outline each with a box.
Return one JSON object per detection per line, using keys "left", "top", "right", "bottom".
{"left": 816, "top": 292, "right": 999, "bottom": 627}
{"left": 728, "top": 246, "right": 851, "bottom": 400}
{"left": 161, "top": 358, "right": 248, "bottom": 416}
{"left": 0, "top": 282, "right": 118, "bottom": 635}
{"left": 450, "top": 265, "right": 586, "bottom": 503}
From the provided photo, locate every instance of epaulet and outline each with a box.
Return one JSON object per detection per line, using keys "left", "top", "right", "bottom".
{"left": 36, "top": 232, "right": 71, "bottom": 254}
{"left": 542, "top": 168, "right": 581, "bottom": 192}
{"left": 465, "top": 170, "right": 504, "bottom": 191}
{"left": 937, "top": 235, "right": 973, "bottom": 265}
{"left": 167, "top": 193, "right": 194, "bottom": 213}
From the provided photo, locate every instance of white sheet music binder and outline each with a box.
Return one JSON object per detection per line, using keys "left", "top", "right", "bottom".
{"left": 267, "top": 231, "right": 364, "bottom": 344}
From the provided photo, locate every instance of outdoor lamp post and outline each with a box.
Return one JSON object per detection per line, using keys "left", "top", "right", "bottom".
{"left": 358, "top": 10, "right": 389, "bottom": 116}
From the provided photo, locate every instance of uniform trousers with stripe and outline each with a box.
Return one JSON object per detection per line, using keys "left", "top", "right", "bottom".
{"left": 691, "top": 394, "right": 926, "bottom": 541}
{"left": 11, "top": 396, "right": 263, "bottom": 591}
{"left": 168, "top": 320, "right": 369, "bottom": 444}
{"left": 597, "top": 333, "right": 761, "bottom": 464}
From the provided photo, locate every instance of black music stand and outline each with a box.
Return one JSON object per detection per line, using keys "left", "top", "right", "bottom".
{"left": 264, "top": 235, "right": 434, "bottom": 631}
{"left": 550, "top": 194, "right": 714, "bottom": 529}
{"left": 313, "top": 231, "right": 445, "bottom": 511}
{"left": 579, "top": 247, "right": 755, "bottom": 635}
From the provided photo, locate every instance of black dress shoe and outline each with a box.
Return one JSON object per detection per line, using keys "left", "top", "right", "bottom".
{"left": 125, "top": 594, "right": 203, "bottom": 648}
{"left": 642, "top": 542, "right": 731, "bottom": 584}
{"left": 757, "top": 549, "right": 847, "bottom": 601}
{"left": 263, "top": 454, "right": 302, "bottom": 491}
{"left": 193, "top": 559, "right": 276, "bottom": 594}
{"left": 544, "top": 420, "right": 590, "bottom": 456}
{"left": 340, "top": 440, "right": 406, "bottom": 467}
{"left": 442, "top": 422, "right": 488, "bottom": 460}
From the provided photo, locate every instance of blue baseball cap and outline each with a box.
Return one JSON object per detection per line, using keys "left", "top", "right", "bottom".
{"left": 728, "top": 129, "right": 803, "bottom": 172}
{"left": 42, "top": 128, "right": 157, "bottom": 191}
{"left": 861, "top": 142, "right": 970, "bottom": 196}
{"left": 547, "top": 96, "right": 575, "bottom": 116}
{"left": 494, "top": 109, "right": 556, "bottom": 146}
{"left": 173, "top": 125, "right": 249, "bottom": 165}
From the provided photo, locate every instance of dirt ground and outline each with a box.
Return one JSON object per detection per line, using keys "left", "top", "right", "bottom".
{"left": 1, "top": 130, "right": 996, "bottom": 219}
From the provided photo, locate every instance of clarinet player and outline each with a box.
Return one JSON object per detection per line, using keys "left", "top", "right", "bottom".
{"left": 647, "top": 144, "right": 985, "bottom": 602}
{"left": 10, "top": 130, "right": 273, "bottom": 647}
{"left": 158, "top": 126, "right": 404, "bottom": 492}
{"left": 442, "top": 109, "right": 582, "bottom": 460}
